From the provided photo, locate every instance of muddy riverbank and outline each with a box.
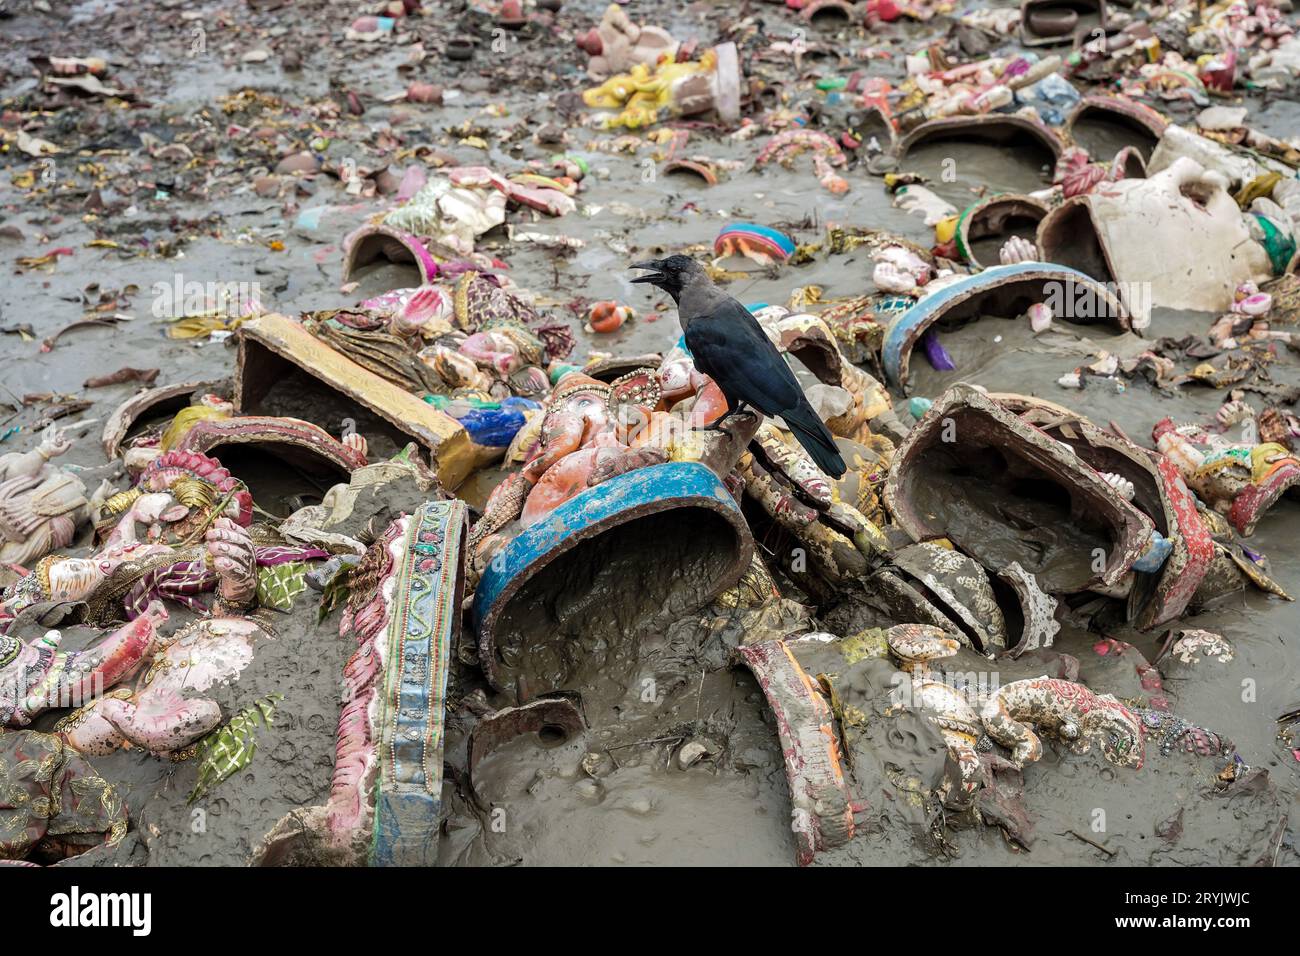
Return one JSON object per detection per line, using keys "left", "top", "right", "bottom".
{"left": 0, "top": 0, "right": 1296, "bottom": 866}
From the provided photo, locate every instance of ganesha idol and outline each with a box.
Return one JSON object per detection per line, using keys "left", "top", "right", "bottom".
{"left": 468, "top": 330, "right": 899, "bottom": 701}
{"left": 468, "top": 352, "right": 761, "bottom": 578}
{"left": 0, "top": 422, "right": 111, "bottom": 578}
{"left": 1154, "top": 417, "right": 1300, "bottom": 536}
{"left": 0, "top": 453, "right": 242, "bottom": 623}
{"left": 0, "top": 450, "right": 322, "bottom": 629}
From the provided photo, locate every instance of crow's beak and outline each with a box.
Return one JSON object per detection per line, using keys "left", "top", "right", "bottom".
{"left": 630, "top": 260, "right": 663, "bottom": 284}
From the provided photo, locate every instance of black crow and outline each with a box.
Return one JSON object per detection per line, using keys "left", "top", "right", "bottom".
{"left": 632, "top": 255, "right": 847, "bottom": 478}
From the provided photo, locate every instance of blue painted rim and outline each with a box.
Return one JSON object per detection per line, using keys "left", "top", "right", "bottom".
{"left": 472, "top": 461, "right": 751, "bottom": 685}
{"left": 371, "top": 498, "right": 467, "bottom": 866}
{"left": 715, "top": 222, "right": 797, "bottom": 258}
{"left": 881, "top": 263, "right": 1125, "bottom": 389}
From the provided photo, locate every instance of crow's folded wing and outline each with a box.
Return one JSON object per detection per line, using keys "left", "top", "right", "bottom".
{"left": 684, "top": 298, "right": 802, "bottom": 416}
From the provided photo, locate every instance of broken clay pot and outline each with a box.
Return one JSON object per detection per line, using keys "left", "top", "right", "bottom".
{"left": 174, "top": 415, "right": 366, "bottom": 508}
{"left": 1064, "top": 95, "right": 1167, "bottom": 161}
{"left": 1020, "top": 0, "right": 1107, "bottom": 47}
{"left": 954, "top": 194, "right": 1050, "bottom": 270}
{"left": 473, "top": 461, "right": 753, "bottom": 696}
{"left": 883, "top": 384, "right": 1155, "bottom": 593}
{"left": 896, "top": 114, "right": 1062, "bottom": 168}
{"left": 991, "top": 394, "right": 1213, "bottom": 629}
{"left": 235, "top": 314, "right": 473, "bottom": 489}
{"left": 881, "top": 262, "right": 1129, "bottom": 389}
{"left": 101, "top": 380, "right": 222, "bottom": 461}
{"left": 1037, "top": 157, "right": 1275, "bottom": 325}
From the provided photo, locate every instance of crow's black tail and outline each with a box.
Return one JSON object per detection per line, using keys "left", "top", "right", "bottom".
{"left": 780, "top": 402, "right": 846, "bottom": 478}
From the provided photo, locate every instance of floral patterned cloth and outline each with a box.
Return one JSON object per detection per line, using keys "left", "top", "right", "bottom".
{"left": 0, "top": 729, "right": 126, "bottom": 862}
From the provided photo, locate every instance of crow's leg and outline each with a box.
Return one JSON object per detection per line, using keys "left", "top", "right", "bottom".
{"left": 691, "top": 400, "right": 751, "bottom": 432}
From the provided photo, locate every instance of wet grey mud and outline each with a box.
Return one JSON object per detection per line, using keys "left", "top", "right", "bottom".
{"left": 0, "top": 0, "right": 1297, "bottom": 868}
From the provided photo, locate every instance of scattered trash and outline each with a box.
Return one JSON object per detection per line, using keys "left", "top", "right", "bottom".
{"left": 0, "top": 0, "right": 1295, "bottom": 872}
